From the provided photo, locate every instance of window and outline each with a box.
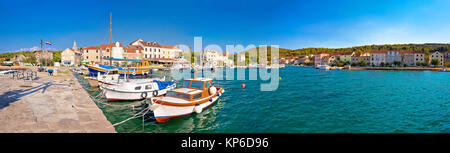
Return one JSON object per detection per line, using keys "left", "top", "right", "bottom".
{"left": 190, "top": 81, "right": 204, "bottom": 89}
{"left": 183, "top": 80, "right": 190, "bottom": 87}
{"left": 96, "top": 50, "right": 98, "bottom": 53}
{"left": 145, "top": 85, "right": 152, "bottom": 90}
{"left": 205, "top": 82, "right": 211, "bottom": 88}
{"left": 135, "top": 86, "right": 142, "bottom": 90}
{"left": 193, "top": 93, "right": 202, "bottom": 99}
{"left": 176, "top": 93, "right": 190, "bottom": 99}
{"left": 87, "top": 50, "right": 89, "bottom": 53}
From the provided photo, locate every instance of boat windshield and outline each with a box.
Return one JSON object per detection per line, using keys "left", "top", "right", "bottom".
{"left": 190, "top": 81, "right": 204, "bottom": 89}
{"left": 182, "top": 80, "right": 190, "bottom": 88}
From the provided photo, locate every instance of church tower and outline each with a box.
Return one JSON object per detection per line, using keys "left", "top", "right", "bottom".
{"left": 73, "top": 41, "right": 78, "bottom": 51}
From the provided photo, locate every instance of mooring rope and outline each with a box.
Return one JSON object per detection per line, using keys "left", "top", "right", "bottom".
{"left": 110, "top": 104, "right": 151, "bottom": 127}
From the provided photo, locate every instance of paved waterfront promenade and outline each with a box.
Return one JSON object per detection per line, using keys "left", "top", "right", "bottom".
{"left": 0, "top": 67, "right": 116, "bottom": 133}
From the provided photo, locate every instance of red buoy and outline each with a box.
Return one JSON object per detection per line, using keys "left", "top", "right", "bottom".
{"left": 241, "top": 84, "right": 246, "bottom": 88}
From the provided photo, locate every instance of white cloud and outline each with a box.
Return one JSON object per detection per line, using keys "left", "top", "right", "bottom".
{"left": 14, "top": 46, "right": 40, "bottom": 52}
{"left": 10, "top": 46, "right": 57, "bottom": 52}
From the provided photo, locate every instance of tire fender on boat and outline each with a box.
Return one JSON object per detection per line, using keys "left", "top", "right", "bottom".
{"left": 194, "top": 103, "right": 202, "bottom": 113}
{"left": 150, "top": 103, "right": 160, "bottom": 111}
{"left": 209, "top": 86, "right": 217, "bottom": 95}
{"left": 140, "top": 92, "right": 148, "bottom": 99}
{"left": 152, "top": 90, "right": 158, "bottom": 97}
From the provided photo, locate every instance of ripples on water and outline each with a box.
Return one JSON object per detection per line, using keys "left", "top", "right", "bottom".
{"left": 75, "top": 67, "right": 449, "bottom": 133}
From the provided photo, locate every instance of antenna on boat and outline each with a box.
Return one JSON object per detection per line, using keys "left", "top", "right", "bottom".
{"left": 109, "top": 12, "right": 113, "bottom": 66}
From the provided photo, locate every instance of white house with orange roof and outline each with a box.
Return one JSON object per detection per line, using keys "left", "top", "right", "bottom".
{"left": 129, "top": 38, "right": 181, "bottom": 60}
{"left": 61, "top": 41, "right": 82, "bottom": 66}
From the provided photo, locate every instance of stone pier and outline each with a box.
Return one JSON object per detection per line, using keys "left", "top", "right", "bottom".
{"left": 0, "top": 67, "right": 116, "bottom": 133}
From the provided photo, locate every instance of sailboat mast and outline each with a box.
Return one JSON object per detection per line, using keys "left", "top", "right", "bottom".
{"left": 109, "top": 12, "right": 113, "bottom": 66}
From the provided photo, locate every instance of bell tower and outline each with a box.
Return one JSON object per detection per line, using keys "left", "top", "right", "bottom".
{"left": 73, "top": 41, "right": 78, "bottom": 50}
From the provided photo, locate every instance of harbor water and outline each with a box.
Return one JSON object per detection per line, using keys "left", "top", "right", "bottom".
{"left": 75, "top": 67, "right": 449, "bottom": 133}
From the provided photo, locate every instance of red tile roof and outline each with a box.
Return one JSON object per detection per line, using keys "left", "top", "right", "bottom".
{"left": 85, "top": 46, "right": 98, "bottom": 50}
{"left": 100, "top": 42, "right": 123, "bottom": 50}
{"left": 159, "top": 44, "right": 176, "bottom": 49}
{"left": 124, "top": 48, "right": 136, "bottom": 53}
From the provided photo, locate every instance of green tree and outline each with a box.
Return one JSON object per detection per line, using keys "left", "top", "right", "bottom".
{"left": 431, "top": 59, "right": 439, "bottom": 66}
{"left": 360, "top": 60, "right": 368, "bottom": 66}
{"left": 393, "top": 61, "right": 401, "bottom": 66}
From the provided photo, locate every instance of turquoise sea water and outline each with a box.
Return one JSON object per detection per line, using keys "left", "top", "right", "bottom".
{"left": 76, "top": 67, "right": 449, "bottom": 133}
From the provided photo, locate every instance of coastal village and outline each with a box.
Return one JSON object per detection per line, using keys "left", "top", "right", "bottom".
{"left": 281, "top": 50, "right": 449, "bottom": 70}
{"left": 0, "top": 39, "right": 449, "bottom": 133}
{"left": 2, "top": 40, "right": 449, "bottom": 70}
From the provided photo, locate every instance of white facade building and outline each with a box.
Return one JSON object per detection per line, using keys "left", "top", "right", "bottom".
{"left": 202, "top": 50, "right": 233, "bottom": 67}
{"left": 129, "top": 38, "right": 181, "bottom": 60}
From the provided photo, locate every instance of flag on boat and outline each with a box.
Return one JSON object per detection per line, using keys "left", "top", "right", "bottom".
{"left": 45, "top": 41, "right": 52, "bottom": 45}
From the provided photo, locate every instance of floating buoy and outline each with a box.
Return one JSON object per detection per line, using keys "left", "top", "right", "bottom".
{"left": 241, "top": 84, "right": 246, "bottom": 88}
{"left": 279, "top": 77, "right": 282, "bottom": 80}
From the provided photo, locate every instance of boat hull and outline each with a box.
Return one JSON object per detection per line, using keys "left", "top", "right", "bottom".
{"left": 88, "top": 65, "right": 151, "bottom": 77}
{"left": 152, "top": 91, "right": 223, "bottom": 123}
{"left": 104, "top": 86, "right": 174, "bottom": 102}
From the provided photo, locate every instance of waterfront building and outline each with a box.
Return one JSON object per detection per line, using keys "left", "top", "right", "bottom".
{"left": 123, "top": 47, "right": 143, "bottom": 60}
{"left": 370, "top": 50, "right": 387, "bottom": 66}
{"left": 202, "top": 50, "right": 233, "bottom": 67}
{"left": 98, "top": 42, "right": 124, "bottom": 66}
{"left": 429, "top": 51, "right": 444, "bottom": 66}
{"left": 386, "top": 51, "right": 401, "bottom": 66}
{"left": 314, "top": 52, "right": 329, "bottom": 67}
{"left": 336, "top": 52, "right": 354, "bottom": 63}
{"left": 61, "top": 48, "right": 82, "bottom": 66}
{"left": 237, "top": 52, "right": 245, "bottom": 66}
{"left": 11, "top": 54, "right": 26, "bottom": 63}
{"left": 61, "top": 41, "right": 82, "bottom": 66}
{"left": 129, "top": 38, "right": 181, "bottom": 66}
{"left": 129, "top": 38, "right": 180, "bottom": 59}
{"left": 351, "top": 52, "right": 370, "bottom": 64}
{"left": 297, "top": 55, "right": 310, "bottom": 64}
{"left": 34, "top": 51, "right": 53, "bottom": 64}
{"left": 82, "top": 46, "right": 101, "bottom": 65}
{"left": 321, "top": 55, "right": 336, "bottom": 65}
{"left": 402, "top": 51, "right": 414, "bottom": 66}
{"left": 444, "top": 52, "right": 450, "bottom": 62}
{"left": 414, "top": 52, "right": 425, "bottom": 65}
{"left": 402, "top": 51, "right": 425, "bottom": 66}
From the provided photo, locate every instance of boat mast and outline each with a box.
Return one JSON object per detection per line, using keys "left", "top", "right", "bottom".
{"left": 109, "top": 12, "right": 113, "bottom": 66}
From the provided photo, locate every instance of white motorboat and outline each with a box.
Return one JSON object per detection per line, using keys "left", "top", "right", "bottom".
{"left": 103, "top": 79, "right": 176, "bottom": 101}
{"left": 0, "top": 70, "right": 18, "bottom": 75}
{"left": 317, "top": 65, "right": 330, "bottom": 70}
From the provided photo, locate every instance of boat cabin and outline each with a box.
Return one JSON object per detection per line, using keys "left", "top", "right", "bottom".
{"left": 165, "top": 78, "right": 214, "bottom": 101}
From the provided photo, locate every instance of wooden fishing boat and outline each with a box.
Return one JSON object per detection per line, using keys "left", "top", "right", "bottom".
{"left": 87, "top": 60, "right": 152, "bottom": 77}
{"left": 149, "top": 77, "right": 225, "bottom": 123}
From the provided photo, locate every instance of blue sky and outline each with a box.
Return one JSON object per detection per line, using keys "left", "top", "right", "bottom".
{"left": 1, "top": 0, "right": 450, "bottom": 53}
